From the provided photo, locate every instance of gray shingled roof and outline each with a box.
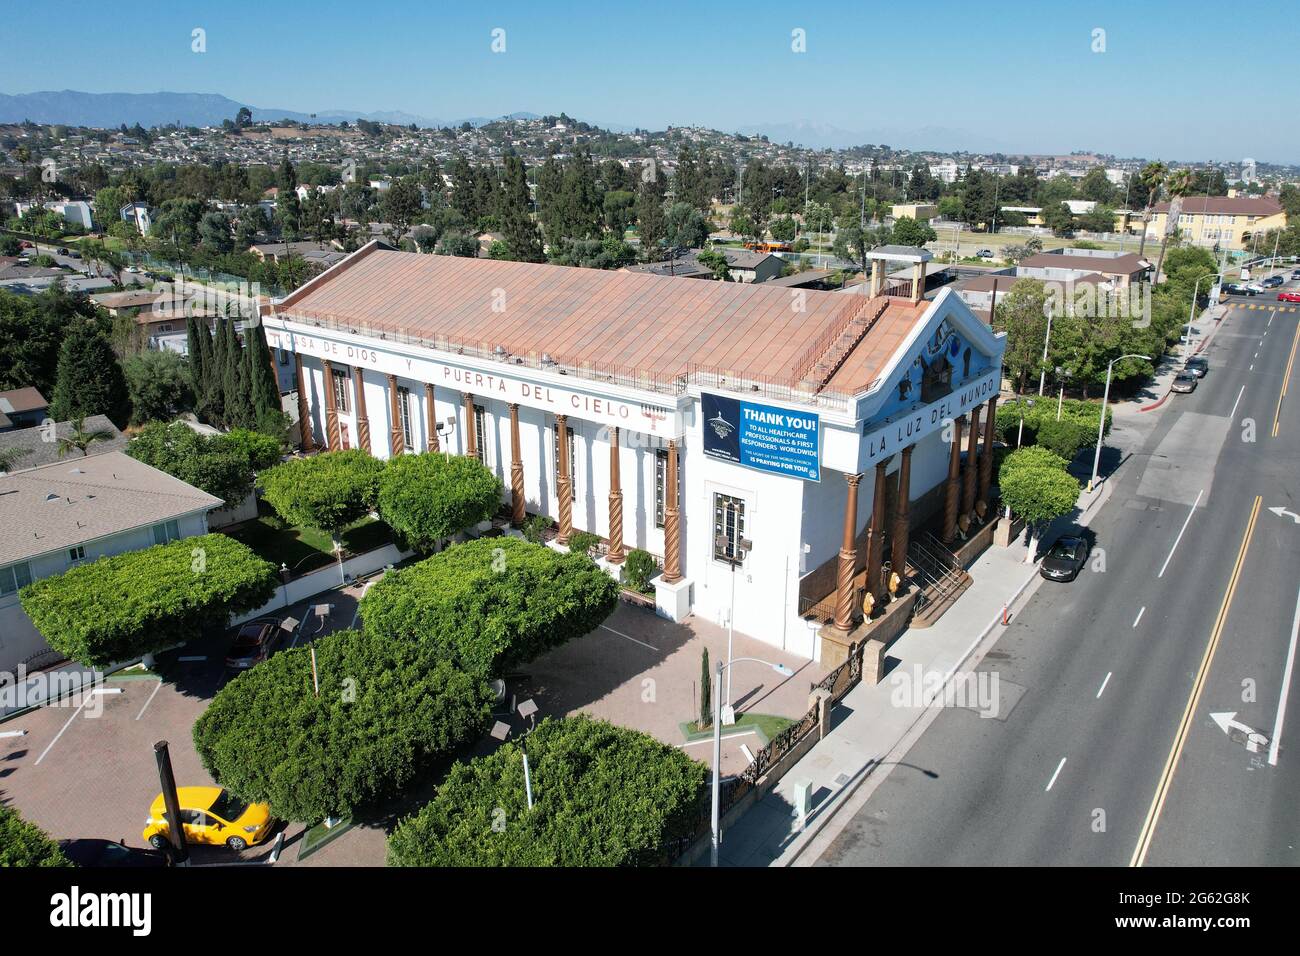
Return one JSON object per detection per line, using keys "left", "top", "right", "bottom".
{"left": 0, "top": 451, "right": 222, "bottom": 565}
{"left": 0, "top": 416, "right": 127, "bottom": 471}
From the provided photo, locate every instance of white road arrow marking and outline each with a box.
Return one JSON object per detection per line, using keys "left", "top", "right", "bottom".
{"left": 1210, "top": 712, "right": 1270, "bottom": 753}
{"left": 1269, "top": 506, "right": 1300, "bottom": 524}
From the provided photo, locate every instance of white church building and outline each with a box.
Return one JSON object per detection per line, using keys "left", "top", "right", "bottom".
{"left": 264, "top": 242, "right": 1005, "bottom": 663}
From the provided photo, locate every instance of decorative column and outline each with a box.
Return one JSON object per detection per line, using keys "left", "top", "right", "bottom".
{"left": 352, "top": 367, "right": 371, "bottom": 453}
{"left": 606, "top": 426, "right": 625, "bottom": 563}
{"left": 321, "top": 359, "right": 341, "bottom": 451}
{"left": 942, "top": 415, "right": 964, "bottom": 544}
{"left": 294, "top": 353, "right": 314, "bottom": 452}
{"left": 386, "top": 374, "right": 405, "bottom": 456}
{"left": 661, "top": 438, "right": 682, "bottom": 583}
{"left": 831, "top": 472, "right": 863, "bottom": 630}
{"left": 865, "top": 460, "right": 890, "bottom": 604}
{"left": 555, "top": 414, "right": 572, "bottom": 545}
{"left": 425, "top": 383, "right": 439, "bottom": 452}
{"left": 509, "top": 403, "right": 525, "bottom": 527}
{"left": 962, "top": 404, "right": 982, "bottom": 520}
{"left": 978, "top": 395, "right": 998, "bottom": 510}
{"left": 891, "top": 445, "right": 913, "bottom": 590}
{"left": 462, "top": 392, "right": 478, "bottom": 459}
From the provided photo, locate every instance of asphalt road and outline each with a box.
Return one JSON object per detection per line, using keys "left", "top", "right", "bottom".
{"left": 816, "top": 284, "right": 1300, "bottom": 866}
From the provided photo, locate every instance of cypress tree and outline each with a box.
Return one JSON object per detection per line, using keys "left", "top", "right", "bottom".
{"left": 210, "top": 313, "right": 230, "bottom": 422}
{"left": 220, "top": 314, "right": 252, "bottom": 428}
{"left": 197, "top": 316, "right": 221, "bottom": 424}
{"left": 699, "top": 647, "right": 711, "bottom": 730}
{"left": 185, "top": 313, "right": 208, "bottom": 406}
{"left": 49, "top": 319, "right": 131, "bottom": 428}
{"left": 497, "top": 156, "right": 544, "bottom": 262}
{"left": 245, "top": 319, "right": 281, "bottom": 426}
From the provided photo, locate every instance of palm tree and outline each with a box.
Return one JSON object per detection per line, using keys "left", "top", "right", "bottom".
{"left": 0, "top": 447, "right": 31, "bottom": 472}
{"left": 57, "top": 416, "right": 113, "bottom": 458}
{"left": 1154, "top": 168, "right": 1195, "bottom": 284}
{"left": 1134, "top": 161, "right": 1167, "bottom": 261}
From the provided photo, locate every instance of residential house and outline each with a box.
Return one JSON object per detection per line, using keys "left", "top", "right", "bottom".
{"left": 1146, "top": 195, "right": 1287, "bottom": 251}
{"left": 0, "top": 388, "right": 49, "bottom": 433}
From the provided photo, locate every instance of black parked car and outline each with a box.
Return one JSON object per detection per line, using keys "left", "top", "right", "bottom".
{"left": 1039, "top": 535, "right": 1091, "bottom": 582}
{"left": 1184, "top": 356, "right": 1209, "bottom": 378}
{"left": 224, "top": 618, "right": 285, "bottom": 671}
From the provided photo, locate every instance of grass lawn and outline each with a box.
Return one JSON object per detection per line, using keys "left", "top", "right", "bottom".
{"left": 221, "top": 500, "right": 394, "bottom": 575}
{"left": 678, "top": 712, "right": 795, "bottom": 746}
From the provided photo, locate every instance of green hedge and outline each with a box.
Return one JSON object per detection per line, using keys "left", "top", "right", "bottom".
{"left": 359, "top": 537, "right": 618, "bottom": 678}
{"left": 193, "top": 628, "right": 492, "bottom": 822}
{"left": 20, "top": 534, "right": 277, "bottom": 666}
{"left": 387, "top": 715, "right": 707, "bottom": 866}
{"left": 259, "top": 449, "right": 384, "bottom": 536}
{"left": 995, "top": 397, "right": 1111, "bottom": 450}
{"left": 566, "top": 530, "right": 601, "bottom": 557}
{"left": 375, "top": 452, "right": 501, "bottom": 552}
{"left": 0, "top": 805, "right": 70, "bottom": 867}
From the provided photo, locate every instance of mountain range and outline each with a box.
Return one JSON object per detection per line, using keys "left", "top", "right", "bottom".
{"left": 0, "top": 89, "right": 539, "bottom": 131}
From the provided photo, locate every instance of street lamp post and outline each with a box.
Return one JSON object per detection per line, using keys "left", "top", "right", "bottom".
{"left": 1037, "top": 313, "right": 1054, "bottom": 396}
{"left": 1088, "top": 353, "right": 1150, "bottom": 492}
{"left": 715, "top": 513, "right": 752, "bottom": 712}
{"left": 1017, "top": 398, "right": 1035, "bottom": 447}
{"left": 1187, "top": 272, "right": 1222, "bottom": 358}
{"left": 712, "top": 657, "right": 794, "bottom": 867}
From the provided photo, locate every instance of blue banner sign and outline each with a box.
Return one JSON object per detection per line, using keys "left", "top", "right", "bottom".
{"left": 701, "top": 392, "right": 820, "bottom": 481}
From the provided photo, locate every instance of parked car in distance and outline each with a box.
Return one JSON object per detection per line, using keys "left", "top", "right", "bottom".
{"left": 1290, "top": 269, "right": 1300, "bottom": 279}
{"left": 1222, "top": 283, "right": 1256, "bottom": 296}
{"left": 56, "top": 247, "right": 69, "bottom": 256}
{"left": 60, "top": 838, "right": 169, "bottom": 868}
{"left": 1278, "top": 290, "right": 1300, "bottom": 303}
{"left": 1245, "top": 282, "right": 1265, "bottom": 294}
{"left": 1262, "top": 275, "right": 1284, "bottom": 288}
{"left": 1184, "top": 357, "right": 1209, "bottom": 378}
{"left": 975, "top": 248, "right": 993, "bottom": 258}
{"left": 1171, "top": 370, "right": 1199, "bottom": 393}
{"left": 1040, "top": 535, "right": 1091, "bottom": 582}
{"left": 18, "top": 240, "right": 32, "bottom": 249}
{"left": 224, "top": 618, "right": 284, "bottom": 671}
{"left": 143, "top": 787, "right": 273, "bottom": 851}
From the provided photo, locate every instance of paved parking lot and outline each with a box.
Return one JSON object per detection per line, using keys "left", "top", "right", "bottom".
{"left": 1, "top": 582, "right": 822, "bottom": 866}
{"left": 0, "top": 585, "right": 387, "bottom": 866}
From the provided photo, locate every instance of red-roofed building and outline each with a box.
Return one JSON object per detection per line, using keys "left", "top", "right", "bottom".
{"left": 267, "top": 243, "right": 1005, "bottom": 662}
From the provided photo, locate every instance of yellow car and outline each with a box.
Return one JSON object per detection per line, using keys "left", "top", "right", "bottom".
{"left": 142, "top": 786, "right": 273, "bottom": 851}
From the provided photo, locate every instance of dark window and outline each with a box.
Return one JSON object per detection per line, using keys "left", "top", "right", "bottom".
{"left": 713, "top": 493, "right": 746, "bottom": 564}
{"left": 398, "top": 386, "right": 413, "bottom": 450}
{"left": 552, "top": 422, "right": 576, "bottom": 500}
{"left": 473, "top": 405, "right": 487, "bottom": 464}
{"left": 332, "top": 368, "right": 350, "bottom": 413}
{"left": 655, "top": 447, "right": 680, "bottom": 529}
{"left": 0, "top": 562, "right": 33, "bottom": 596}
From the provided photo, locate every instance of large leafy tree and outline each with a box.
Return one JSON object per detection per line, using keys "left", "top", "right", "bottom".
{"left": 193, "top": 628, "right": 492, "bottom": 823}
{"left": 360, "top": 537, "right": 618, "bottom": 678}
{"left": 0, "top": 805, "right": 70, "bottom": 867}
{"left": 258, "top": 449, "right": 384, "bottom": 538}
{"left": 21, "top": 534, "right": 277, "bottom": 666}
{"left": 48, "top": 318, "right": 131, "bottom": 428}
{"left": 387, "top": 716, "right": 706, "bottom": 867}
{"left": 127, "top": 420, "right": 256, "bottom": 506}
{"left": 122, "top": 349, "right": 194, "bottom": 425}
{"left": 992, "top": 278, "right": 1049, "bottom": 393}
{"left": 376, "top": 452, "right": 502, "bottom": 552}
{"left": 997, "top": 446, "right": 1081, "bottom": 551}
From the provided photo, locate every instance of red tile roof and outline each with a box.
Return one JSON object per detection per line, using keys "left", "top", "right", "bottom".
{"left": 275, "top": 245, "right": 925, "bottom": 396}
{"left": 1151, "top": 196, "right": 1283, "bottom": 217}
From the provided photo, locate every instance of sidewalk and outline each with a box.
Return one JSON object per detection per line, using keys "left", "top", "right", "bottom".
{"left": 712, "top": 482, "right": 1110, "bottom": 867}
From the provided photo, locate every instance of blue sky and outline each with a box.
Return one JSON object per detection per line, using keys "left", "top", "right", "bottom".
{"left": 3, "top": 0, "right": 1298, "bottom": 161}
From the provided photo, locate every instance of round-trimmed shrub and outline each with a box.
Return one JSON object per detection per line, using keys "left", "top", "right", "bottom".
{"left": 566, "top": 530, "right": 601, "bottom": 557}
{"left": 522, "top": 514, "right": 550, "bottom": 544}
{"left": 0, "top": 805, "right": 70, "bottom": 867}
{"left": 359, "top": 537, "right": 618, "bottom": 678}
{"left": 1036, "top": 417, "right": 1092, "bottom": 461}
{"left": 258, "top": 449, "right": 384, "bottom": 536}
{"left": 620, "top": 548, "right": 658, "bottom": 594}
{"left": 999, "top": 444, "right": 1068, "bottom": 482}
{"left": 376, "top": 452, "right": 502, "bottom": 552}
{"left": 193, "top": 628, "right": 492, "bottom": 822}
{"left": 387, "top": 715, "right": 707, "bottom": 867}
{"left": 20, "top": 534, "right": 277, "bottom": 667}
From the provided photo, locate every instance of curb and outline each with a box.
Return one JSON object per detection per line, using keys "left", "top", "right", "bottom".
{"left": 1138, "top": 307, "right": 1227, "bottom": 413}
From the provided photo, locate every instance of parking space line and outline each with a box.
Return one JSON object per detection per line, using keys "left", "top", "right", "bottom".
{"left": 1268, "top": 586, "right": 1300, "bottom": 767}
{"left": 599, "top": 623, "right": 657, "bottom": 651}
{"left": 1045, "top": 757, "right": 1067, "bottom": 792}
{"left": 1097, "top": 673, "right": 1112, "bottom": 699}
{"left": 1133, "top": 606, "right": 1145, "bottom": 628}
{"left": 33, "top": 695, "right": 94, "bottom": 765}
{"left": 135, "top": 679, "right": 163, "bottom": 721}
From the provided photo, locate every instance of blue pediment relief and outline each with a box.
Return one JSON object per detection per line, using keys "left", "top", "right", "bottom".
{"left": 861, "top": 291, "right": 1003, "bottom": 429}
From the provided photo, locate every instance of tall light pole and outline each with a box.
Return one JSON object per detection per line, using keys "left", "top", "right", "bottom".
{"left": 1187, "top": 272, "right": 1222, "bottom": 358}
{"left": 715, "top": 519, "right": 753, "bottom": 712}
{"left": 1037, "top": 312, "right": 1054, "bottom": 396}
{"left": 711, "top": 657, "right": 794, "bottom": 867}
{"left": 1088, "top": 353, "right": 1150, "bottom": 492}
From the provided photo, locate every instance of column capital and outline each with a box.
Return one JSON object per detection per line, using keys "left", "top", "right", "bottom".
{"left": 845, "top": 471, "right": 863, "bottom": 488}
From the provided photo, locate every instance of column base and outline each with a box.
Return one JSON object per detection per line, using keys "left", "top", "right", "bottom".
{"left": 653, "top": 575, "right": 692, "bottom": 623}
{"left": 817, "top": 623, "right": 856, "bottom": 669}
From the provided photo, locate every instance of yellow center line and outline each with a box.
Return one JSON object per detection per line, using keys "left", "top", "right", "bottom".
{"left": 1274, "top": 316, "right": 1300, "bottom": 437}
{"left": 1130, "top": 495, "right": 1262, "bottom": 867}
